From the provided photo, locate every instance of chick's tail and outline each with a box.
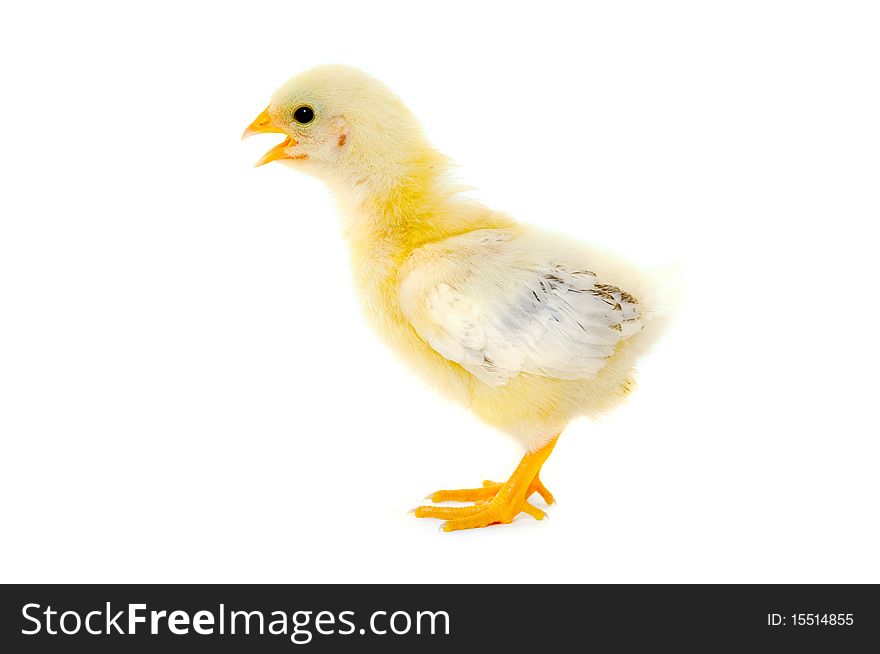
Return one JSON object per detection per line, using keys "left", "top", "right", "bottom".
{"left": 630, "top": 262, "right": 686, "bottom": 359}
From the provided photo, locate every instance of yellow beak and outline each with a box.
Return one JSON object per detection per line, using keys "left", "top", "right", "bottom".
{"left": 242, "top": 105, "right": 283, "bottom": 139}
{"left": 242, "top": 105, "right": 299, "bottom": 167}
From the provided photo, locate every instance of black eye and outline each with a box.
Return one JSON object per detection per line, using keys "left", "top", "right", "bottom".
{"left": 293, "top": 106, "right": 314, "bottom": 124}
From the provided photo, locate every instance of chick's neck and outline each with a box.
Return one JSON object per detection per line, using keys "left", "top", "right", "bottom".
{"left": 331, "top": 149, "right": 509, "bottom": 269}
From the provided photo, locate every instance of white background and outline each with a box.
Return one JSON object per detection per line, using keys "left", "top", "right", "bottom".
{"left": 1, "top": 1, "right": 878, "bottom": 583}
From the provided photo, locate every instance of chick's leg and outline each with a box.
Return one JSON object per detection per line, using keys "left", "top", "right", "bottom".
{"left": 414, "top": 436, "right": 558, "bottom": 531}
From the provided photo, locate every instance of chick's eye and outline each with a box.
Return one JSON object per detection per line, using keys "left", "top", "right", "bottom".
{"left": 293, "top": 106, "right": 314, "bottom": 124}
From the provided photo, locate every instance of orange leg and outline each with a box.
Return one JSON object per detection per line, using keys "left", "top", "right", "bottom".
{"left": 413, "top": 436, "right": 559, "bottom": 531}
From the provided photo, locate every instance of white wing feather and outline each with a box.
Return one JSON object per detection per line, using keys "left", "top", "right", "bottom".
{"left": 400, "top": 229, "right": 644, "bottom": 387}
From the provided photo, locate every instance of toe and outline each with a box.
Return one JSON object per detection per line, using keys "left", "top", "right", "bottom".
{"left": 520, "top": 501, "right": 547, "bottom": 521}
{"left": 441, "top": 509, "right": 509, "bottom": 532}
{"left": 413, "top": 503, "right": 487, "bottom": 520}
{"left": 530, "top": 475, "right": 556, "bottom": 505}
{"left": 429, "top": 486, "right": 497, "bottom": 502}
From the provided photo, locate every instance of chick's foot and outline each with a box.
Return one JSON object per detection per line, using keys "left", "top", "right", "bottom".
{"left": 414, "top": 495, "right": 548, "bottom": 531}
{"left": 426, "top": 474, "right": 555, "bottom": 505}
{"left": 412, "top": 436, "right": 559, "bottom": 532}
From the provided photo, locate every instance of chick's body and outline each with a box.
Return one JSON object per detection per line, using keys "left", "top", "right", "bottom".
{"left": 344, "top": 174, "right": 662, "bottom": 453}
{"left": 245, "top": 65, "right": 671, "bottom": 530}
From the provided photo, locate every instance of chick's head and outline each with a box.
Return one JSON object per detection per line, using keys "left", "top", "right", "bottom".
{"left": 243, "top": 65, "right": 430, "bottom": 187}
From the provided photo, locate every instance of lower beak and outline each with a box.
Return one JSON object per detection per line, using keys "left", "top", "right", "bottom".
{"left": 254, "top": 135, "right": 296, "bottom": 167}
{"left": 242, "top": 105, "right": 299, "bottom": 167}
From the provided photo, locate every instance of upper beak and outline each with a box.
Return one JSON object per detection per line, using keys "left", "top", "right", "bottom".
{"left": 242, "top": 105, "right": 283, "bottom": 139}
{"left": 242, "top": 105, "right": 299, "bottom": 167}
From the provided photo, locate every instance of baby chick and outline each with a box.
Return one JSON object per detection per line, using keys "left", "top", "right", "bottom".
{"left": 244, "top": 66, "right": 672, "bottom": 531}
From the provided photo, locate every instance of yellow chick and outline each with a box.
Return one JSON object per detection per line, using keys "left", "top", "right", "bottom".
{"left": 244, "top": 65, "right": 672, "bottom": 531}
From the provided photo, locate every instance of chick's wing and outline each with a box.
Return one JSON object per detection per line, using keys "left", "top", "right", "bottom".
{"left": 398, "top": 228, "right": 643, "bottom": 387}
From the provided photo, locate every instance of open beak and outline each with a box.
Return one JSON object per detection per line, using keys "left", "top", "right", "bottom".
{"left": 242, "top": 105, "right": 299, "bottom": 167}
